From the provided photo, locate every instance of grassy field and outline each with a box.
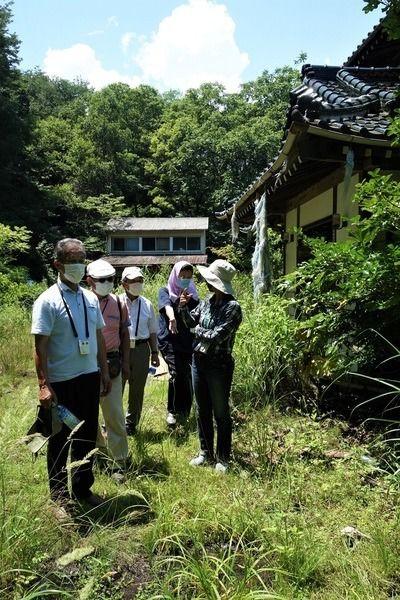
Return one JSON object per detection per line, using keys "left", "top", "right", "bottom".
{"left": 1, "top": 282, "right": 400, "bottom": 599}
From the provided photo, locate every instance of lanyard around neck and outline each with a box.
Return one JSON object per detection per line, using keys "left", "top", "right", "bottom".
{"left": 101, "top": 297, "right": 109, "bottom": 315}
{"left": 58, "top": 285, "right": 89, "bottom": 339}
{"left": 134, "top": 298, "right": 141, "bottom": 337}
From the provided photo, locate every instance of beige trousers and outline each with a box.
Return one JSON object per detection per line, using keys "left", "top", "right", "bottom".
{"left": 124, "top": 343, "right": 150, "bottom": 430}
{"left": 97, "top": 373, "right": 129, "bottom": 463}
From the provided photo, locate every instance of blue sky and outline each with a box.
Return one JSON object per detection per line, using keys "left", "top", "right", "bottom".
{"left": 11, "top": 0, "right": 382, "bottom": 92}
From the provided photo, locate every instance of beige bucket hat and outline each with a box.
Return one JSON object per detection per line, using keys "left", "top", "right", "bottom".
{"left": 197, "top": 259, "right": 237, "bottom": 296}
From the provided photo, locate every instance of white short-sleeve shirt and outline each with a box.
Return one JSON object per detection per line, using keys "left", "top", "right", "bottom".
{"left": 31, "top": 279, "right": 105, "bottom": 383}
{"left": 121, "top": 294, "right": 157, "bottom": 341}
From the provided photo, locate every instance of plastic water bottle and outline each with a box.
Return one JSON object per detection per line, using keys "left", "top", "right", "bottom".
{"left": 57, "top": 404, "right": 81, "bottom": 430}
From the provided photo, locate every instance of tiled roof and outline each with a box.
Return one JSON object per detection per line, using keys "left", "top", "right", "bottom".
{"left": 344, "top": 18, "right": 400, "bottom": 68}
{"left": 293, "top": 65, "right": 399, "bottom": 137}
{"left": 344, "top": 19, "right": 384, "bottom": 66}
{"left": 103, "top": 254, "right": 208, "bottom": 267}
{"left": 106, "top": 217, "right": 209, "bottom": 232}
{"left": 217, "top": 64, "right": 400, "bottom": 221}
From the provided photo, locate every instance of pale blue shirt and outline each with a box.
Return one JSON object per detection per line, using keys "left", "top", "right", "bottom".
{"left": 31, "top": 279, "right": 105, "bottom": 383}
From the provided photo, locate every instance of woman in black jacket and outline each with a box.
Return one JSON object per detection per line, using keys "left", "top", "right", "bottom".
{"left": 158, "top": 261, "right": 199, "bottom": 426}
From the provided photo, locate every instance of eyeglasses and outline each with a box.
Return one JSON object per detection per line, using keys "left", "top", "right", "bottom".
{"left": 94, "top": 276, "right": 114, "bottom": 283}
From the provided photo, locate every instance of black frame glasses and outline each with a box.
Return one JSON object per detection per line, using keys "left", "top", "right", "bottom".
{"left": 94, "top": 276, "right": 114, "bottom": 283}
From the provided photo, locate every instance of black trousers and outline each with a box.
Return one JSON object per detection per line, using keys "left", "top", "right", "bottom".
{"left": 160, "top": 345, "right": 193, "bottom": 417}
{"left": 48, "top": 371, "right": 100, "bottom": 501}
{"left": 192, "top": 353, "right": 234, "bottom": 462}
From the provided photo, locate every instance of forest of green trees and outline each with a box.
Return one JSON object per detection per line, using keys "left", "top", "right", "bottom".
{"left": 0, "top": 2, "right": 301, "bottom": 282}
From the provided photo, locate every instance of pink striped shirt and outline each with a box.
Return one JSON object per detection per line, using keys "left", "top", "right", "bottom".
{"left": 98, "top": 294, "right": 129, "bottom": 352}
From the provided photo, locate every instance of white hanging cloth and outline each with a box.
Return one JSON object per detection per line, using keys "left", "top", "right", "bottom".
{"left": 251, "top": 192, "right": 271, "bottom": 297}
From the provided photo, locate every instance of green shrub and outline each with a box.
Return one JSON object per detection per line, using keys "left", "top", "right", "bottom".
{"left": 279, "top": 170, "right": 400, "bottom": 381}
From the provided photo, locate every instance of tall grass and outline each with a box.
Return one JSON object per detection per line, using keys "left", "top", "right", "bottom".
{"left": 1, "top": 274, "right": 400, "bottom": 598}
{"left": 0, "top": 305, "right": 33, "bottom": 379}
{"left": 232, "top": 284, "right": 302, "bottom": 408}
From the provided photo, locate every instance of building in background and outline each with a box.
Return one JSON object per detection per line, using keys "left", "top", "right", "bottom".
{"left": 104, "top": 217, "right": 208, "bottom": 269}
{"left": 217, "top": 20, "right": 400, "bottom": 274}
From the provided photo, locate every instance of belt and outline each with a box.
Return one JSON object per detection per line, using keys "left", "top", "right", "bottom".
{"left": 107, "top": 350, "right": 120, "bottom": 357}
{"left": 133, "top": 338, "right": 149, "bottom": 346}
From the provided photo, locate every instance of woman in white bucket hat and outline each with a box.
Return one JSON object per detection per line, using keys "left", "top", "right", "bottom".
{"left": 179, "top": 259, "right": 242, "bottom": 473}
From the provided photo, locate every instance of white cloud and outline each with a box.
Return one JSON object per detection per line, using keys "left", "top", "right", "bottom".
{"left": 135, "top": 0, "right": 249, "bottom": 92}
{"left": 42, "top": 1, "right": 249, "bottom": 92}
{"left": 121, "top": 32, "right": 135, "bottom": 54}
{"left": 43, "top": 44, "right": 140, "bottom": 90}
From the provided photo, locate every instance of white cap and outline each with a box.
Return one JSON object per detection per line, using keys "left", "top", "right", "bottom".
{"left": 86, "top": 259, "right": 116, "bottom": 278}
{"left": 122, "top": 266, "right": 144, "bottom": 280}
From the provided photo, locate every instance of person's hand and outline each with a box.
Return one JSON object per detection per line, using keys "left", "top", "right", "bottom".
{"left": 122, "top": 362, "right": 130, "bottom": 381}
{"left": 101, "top": 373, "right": 112, "bottom": 396}
{"left": 179, "top": 289, "right": 192, "bottom": 307}
{"left": 38, "top": 383, "right": 56, "bottom": 408}
{"left": 169, "top": 318, "right": 178, "bottom": 334}
{"left": 151, "top": 351, "right": 160, "bottom": 367}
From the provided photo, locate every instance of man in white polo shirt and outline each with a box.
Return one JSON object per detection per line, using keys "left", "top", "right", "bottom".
{"left": 31, "top": 238, "right": 111, "bottom": 509}
{"left": 120, "top": 267, "right": 159, "bottom": 434}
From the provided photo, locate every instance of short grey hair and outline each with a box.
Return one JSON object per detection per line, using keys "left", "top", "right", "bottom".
{"left": 54, "top": 238, "right": 85, "bottom": 262}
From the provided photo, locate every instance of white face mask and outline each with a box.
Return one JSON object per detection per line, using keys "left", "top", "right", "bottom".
{"left": 95, "top": 281, "right": 114, "bottom": 297}
{"left": 63, "top": 263, "right": 86, "bottom": 284}
{"left": 127, "top": 282, "right": 143, "bottom": 296}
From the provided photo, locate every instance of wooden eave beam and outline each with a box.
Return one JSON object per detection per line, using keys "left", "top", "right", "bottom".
{"left": 268, "top": 166, "right": 347, "bottom": 214}
{"left": 307, "top": 125, "right": 397, "bottom": 148}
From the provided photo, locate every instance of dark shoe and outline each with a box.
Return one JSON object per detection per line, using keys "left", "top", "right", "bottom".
{"left": 126, "top": 423, "right": 136, "bottom": 436}
{"left": 73, "top": 492, "right": 104, "bottom": 508}
{"left": 81, "top": 492, "right": 104, "bottom": 508}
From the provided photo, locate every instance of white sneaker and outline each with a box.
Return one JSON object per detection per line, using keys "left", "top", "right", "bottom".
{"left": 166, "top": 412, "right": 177, "bottom": 426}
{"left": 215, "top": 461, "right": 228, "bottom": 474}
{"left": 189, "top": 452, "right": 208, "bottom": 466}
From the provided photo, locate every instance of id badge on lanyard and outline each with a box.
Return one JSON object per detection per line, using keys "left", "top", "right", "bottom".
{"left": 79, "top": 340, "right": 90, "bottom": 355}
{"left": 58, "top": 285, "right": 90, "bottom": 354}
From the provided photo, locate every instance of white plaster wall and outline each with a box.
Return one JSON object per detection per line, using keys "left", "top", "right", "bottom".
{"left": 300, "top": 188, "right": 333, "bottom": 226}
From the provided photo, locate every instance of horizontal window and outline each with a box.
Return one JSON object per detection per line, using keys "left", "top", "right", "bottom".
{"left": 173, "top": 236, "right": 201, "bottom": 251}
{"left": 173, "top": 237, "right": 186, "bottom": 251}
{"left": 111, "top": 237, "right": 139, "bottom": 251}
{"left": 156, "top": 237, "right": 170, "bottom": 251}
{"left": 142, "top": 237, "right": 155, "bottom": 251}
{"left": 111, "top": 235, "right": 202, "bottom": 253}
{"left": 125, "top": 237, "right": 139, "bottom": 251}
{"left": 111, "top": 237, "right": 125, "bottom": 251}
{"left": 187, "top": 236, "right": 201, "bottom": 251}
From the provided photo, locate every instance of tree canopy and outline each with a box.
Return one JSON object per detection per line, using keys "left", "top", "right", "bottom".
{"left": 0, "top": 2, "right": 300, "bottom": 279}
